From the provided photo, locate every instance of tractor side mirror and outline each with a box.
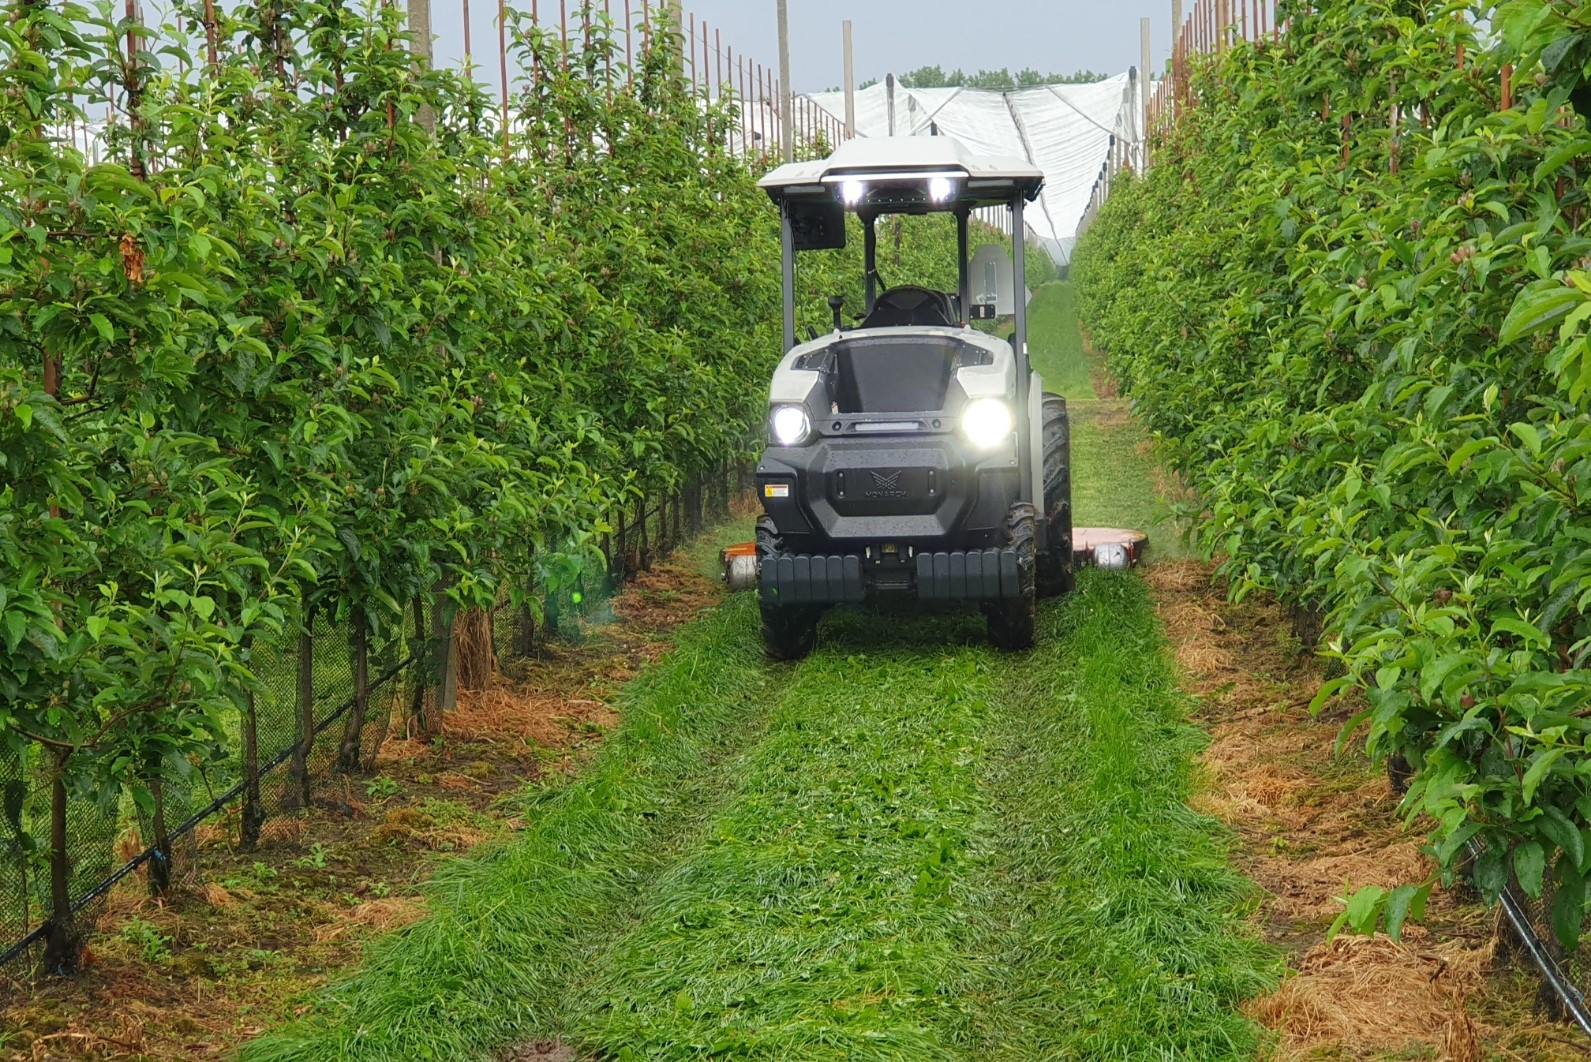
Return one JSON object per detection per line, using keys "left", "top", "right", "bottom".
{"left": 828, "top": 295, "right": 845, "bottom": 331}
{"left": 970, "top": 303, "right": 997, "bottom": 322}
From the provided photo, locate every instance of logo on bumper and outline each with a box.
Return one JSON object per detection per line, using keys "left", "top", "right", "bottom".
{"left": 865, "top": 470, "right": 908, "bottom": 499}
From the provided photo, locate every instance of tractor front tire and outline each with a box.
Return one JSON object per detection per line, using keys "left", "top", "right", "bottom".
{"left": 1037, "top": 393, "right": 1074, "bottom": 598}
{"left": 757, "top": 516, "right": 821, "bottom": 662}
{"left": 985, "top": 502, "right": 1038, "bottom": 651}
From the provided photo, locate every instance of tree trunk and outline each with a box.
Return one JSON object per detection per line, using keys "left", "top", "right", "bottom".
{"left": 148, "top": 774, "right": 172, "bottom": 896}
{"left": 287, "top": 604, "right": 315, "bottom": 810}
{"left": 43, "top": 749, "right": 80, "bottom": 975}
{"left": 417, "top": 588, "right": 456, "bottom": 739}
{"left": 454, "top": 607, "right": 497, "bottom": 692}
{"left": 337, "top": 607, "right": 370, "bottom": 773}
{"left": 408, "top": 597, "right": 426, "bottom": 731}
{"left": 240, "top": 686, "right": 264, "bottom": 850}
{"left": 638, "top": 494, "right": 651, "bottom": 572}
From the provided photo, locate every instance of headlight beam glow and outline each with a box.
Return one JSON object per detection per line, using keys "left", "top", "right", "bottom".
{"left": 961, "top": 398, "right": 1013, "bottom": 450}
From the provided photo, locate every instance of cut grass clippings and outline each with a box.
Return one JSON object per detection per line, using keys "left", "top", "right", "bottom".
{"left": 570, "top": 610, "right": 996, "bottom": 1059}
{"left": 948, "top": 571, "right": 1279, "bottom": 1059}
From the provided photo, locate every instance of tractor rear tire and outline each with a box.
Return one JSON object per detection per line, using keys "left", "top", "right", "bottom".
{"left": 985, "top": 502, "right": 1038, "bottom": 651}
{"left": 757, "top": 516, "right": 821, "bottom": 662}
{"left": 1037, "top": 393, "right": 1074, "bottom": 598}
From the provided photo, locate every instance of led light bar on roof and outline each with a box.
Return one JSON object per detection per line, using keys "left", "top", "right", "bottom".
{"left": 819, "top": 168, "right": 968, "bottom": 185}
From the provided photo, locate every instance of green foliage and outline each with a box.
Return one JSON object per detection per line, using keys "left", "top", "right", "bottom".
{"left": 896, "top": 65, "right": 1111, "bottom": 90}
{"left": 1, "top": 0, "right": 929, "bottom": 924}
{"left": 1075, "top": 0, "right": 1591, "bottom": 948}
{"left": 117, "top": 916, "right": 173, "bottom": 963}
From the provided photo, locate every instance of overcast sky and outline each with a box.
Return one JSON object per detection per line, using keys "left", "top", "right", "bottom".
{"left": 425, "top": 1, "right": 1178, "bottom": 99}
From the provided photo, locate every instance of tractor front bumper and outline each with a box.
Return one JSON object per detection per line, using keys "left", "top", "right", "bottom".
{"left": 759, "top": 547, "right": 1024, "bottom": 606}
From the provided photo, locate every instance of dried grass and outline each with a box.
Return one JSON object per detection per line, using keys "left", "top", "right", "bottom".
{"left": 201, "top": 882, "right": 233, "bottom": 908}
{"left": 1249, "top": 933, "right": 1490, "bottom": 1059}
{"left": 347, "top": 896, "right": 427, "bottom": 931}
{"left": 1147, "top": 557, "right": 1513, "bottom": 1059}
{"left": 444, "top": 684, "right": 618, "bottom": 749}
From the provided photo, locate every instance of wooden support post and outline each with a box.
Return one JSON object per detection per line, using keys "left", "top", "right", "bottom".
{"left": 408, "top": 0, "right": 436, "bottom": 134}
{"left": 777, "top": 0, "right": 792, "bottom": 161}
{"left": 1141, "top": 18, "right": 1151, "bottom": 169}
{"left": 497, "top": 0, "right": 509, "bottom": 153}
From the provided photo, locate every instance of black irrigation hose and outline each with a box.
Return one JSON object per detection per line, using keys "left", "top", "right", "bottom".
{"left": 0, "top": 652, "right": 416, "bottom": 970}
{"left": 1470, "top": 837, "right": 1591, "bottom": 1038}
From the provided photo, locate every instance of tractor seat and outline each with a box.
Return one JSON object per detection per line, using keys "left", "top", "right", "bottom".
{"left": 859, "top": 286, "right": 958, "bottom": 329}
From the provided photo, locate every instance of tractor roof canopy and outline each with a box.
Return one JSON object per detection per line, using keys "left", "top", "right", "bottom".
{"left": 759, "top": 136, "right": 1044, "bottom": 216}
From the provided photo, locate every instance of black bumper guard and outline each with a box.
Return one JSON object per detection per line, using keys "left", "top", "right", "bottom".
{"left": 916, "top": 549, "right": 1022, "bottom": 601}
{"left": 759, "top": 549, "right": 1022, "bottom": 605}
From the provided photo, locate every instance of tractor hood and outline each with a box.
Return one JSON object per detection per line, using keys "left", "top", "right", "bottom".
{"left": 770, "top": 327, "right": 1015, "bottom": 422}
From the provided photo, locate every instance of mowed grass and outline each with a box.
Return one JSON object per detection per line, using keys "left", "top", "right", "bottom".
{"left": 571, "top": 610, "right": 996, "bottom": 1059}
{"left": 1026, "top": 281, "right": 1098, "bottom": 401}
{"left": 949, "top": 571, "right": 1278, "bottom": 1058}
{"left": 1029, "top": 282, "right": 1189, "bottom": 554}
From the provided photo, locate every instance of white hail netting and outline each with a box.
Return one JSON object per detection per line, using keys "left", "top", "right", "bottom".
{"left": 803, "top": 76, "right": 1140, "bottom": 264}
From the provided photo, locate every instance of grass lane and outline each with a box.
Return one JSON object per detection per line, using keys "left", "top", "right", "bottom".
{"left": 570, "top": 610, "right": 995, "bottom": 1059}
{"left": 1028, "top": 282, "right": 1186, "bottom": 551}
{"left": 948, "top": 571, "right": 1279, "bottom": 1059}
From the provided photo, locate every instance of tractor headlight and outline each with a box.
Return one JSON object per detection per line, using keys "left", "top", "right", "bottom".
{"left": 770, "top": 405, "right": 813, "bottom": 446}
{"left": 961, "top": 398, "right": 1013, "bottom": 450}
{"left": 928, "top": 175, "right": 958, "bottom": 203}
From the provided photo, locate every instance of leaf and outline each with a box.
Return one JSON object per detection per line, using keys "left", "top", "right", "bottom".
{"left": 1500, "top": 283, "right": 1585, "bottom": 345}
{"left": 1516, "top": 840, "right": 1547, "bottom": 898}
{"left": 1551, "top": 863, "right": 1586, "bottom": 952}
{"left": 1491, "top": 616, "right": 1548, "bottom": 649}
{"left": 1522, "top": 747, "right": 1567, "bottom": 805}
{"left": 1539, "top": 805, "right": 1585, "bottom": 871}
{"left": 1384, "top": 882, "right": 1432, "bottom": 941}
{"left": 89, "top": 313, "right": 113, "bottom": 342}
{"left": 2, "top": 611, "right": 23, "bottom": 653}
{"left": 1474, "top": 840, "right": 1509, "bottom": 901}
{"left": 1330, "top": 884, "right": 1386, "bottom": 940}
{"left": 1510, "top": 422, "right": 1542, "bottom": 458}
